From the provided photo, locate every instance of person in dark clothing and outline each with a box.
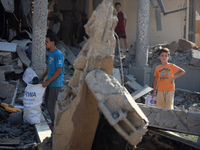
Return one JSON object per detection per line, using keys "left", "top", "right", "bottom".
{"left": 78, "top": 12, "right": 88, "bottom": 43}
{"left": 69, "top": 0, "right": 80, "bottom": 47}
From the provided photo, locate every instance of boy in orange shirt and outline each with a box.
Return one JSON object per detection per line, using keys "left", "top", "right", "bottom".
{"left": 152, "top": 48, "right": 185, "bottom": 109}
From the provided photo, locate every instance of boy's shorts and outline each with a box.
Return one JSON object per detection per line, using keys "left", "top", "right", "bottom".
{"left": 115, "top": 30, "right": 127, "bottom": 39}
{"left": 156, "top": 91, "right": 174, "bottom": 109}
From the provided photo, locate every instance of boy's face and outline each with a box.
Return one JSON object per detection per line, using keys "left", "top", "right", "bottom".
{"left": 115, "top": 5, "right": 121, "bottom": 12}
{"left": 46, "top": 38, "right": 54, "bottom": 49}
{"left": 159, "top": 52, "right": 170, "bottom": 63}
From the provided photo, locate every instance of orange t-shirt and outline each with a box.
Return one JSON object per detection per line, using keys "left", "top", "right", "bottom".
{"left": 154, "top": 63, "right": 180, "bottom": 91}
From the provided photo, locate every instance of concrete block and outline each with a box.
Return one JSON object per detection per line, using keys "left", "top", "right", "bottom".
{"left": 178, "top": 39, "right": 198, "bottom": 51}
{"left": 112, "top": 68, "right": 122, "bottom": 84}
{"left": 11, "top": 39, "right": 31, "bottom": 50}
{"left": 138, "top": 103, "right": 200, "bottom": 136}
{"left": 124, "top": 74, "right": 136, "bottom": 82}
{"left": 0, "top": 42, "right": 17, "bottom": 52}
{"left": 129, "top": 66, "right": 152, "bottom": 86}
{"left": 16, "top": 47, "right": 31, "bottom": 67}
{"left": 0, "top": 70, "right": 5, "bottom": 81}
{"left": 15, "top": 58, "right": 23, "bottom": 74}
{"left": 85, "top": 69, "right": 148, "bottom": 146}
{"left": 0, "top": 52, "right": 12, "bottom": 65}
{"left": 131, "top": 85, "right": 153, "bottom": 100}
{"left": 0, "top": 65, "right": 15, "bottom": 74}
{"left": 189, "top": 49, "right": 200, "bottom": 67}
{"left": 164, "top": 41, "right": 179, "bottom": 51}
{"left": 125, "top": 81, "right": 143, "bottom": 91}
{"left": 0, "top": 81, "right": 15, "bottom": 99}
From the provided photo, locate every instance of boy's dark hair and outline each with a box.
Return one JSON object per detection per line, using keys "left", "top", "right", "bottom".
{"left": 115, "top": 2, "right": 121, "bottom": 7}
{"left": 158, "top": 48, "right": 170, "bottom": 56}
{"left": 46, "top": 32, "right": 58, "bottom": 45}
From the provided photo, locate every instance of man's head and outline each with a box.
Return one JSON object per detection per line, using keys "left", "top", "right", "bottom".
{"left": 46, "top": 32, "right": 58, "bottom": 49}
{"left": 115, "top": 2, "right": 121, "bottom": 12}
{"left": 53, "top": 4, "right": 58, "bottom": 12}
{"left": 158, "top": 48, "right": 170, "bottom": 63}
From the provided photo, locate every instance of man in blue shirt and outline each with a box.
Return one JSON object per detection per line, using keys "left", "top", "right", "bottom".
{"left": 40, "top": 32, "right": 64, "bottom": 127}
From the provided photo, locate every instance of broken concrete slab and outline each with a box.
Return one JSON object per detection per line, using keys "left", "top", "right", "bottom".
{"left": 0, "top": 70, "right": 5, "bottom": 81}
{"left": 16, "top": 46, "right": 31, "bottom": 67}
{"left": 125, "top": 81, "right": 143, "bottom": 91}
{"left": 0, "top": 81, "right": 15, "bottom": 99}
{"left": 177, "top": 39, "right": 198, "bottom": 51}
{"left": 0, "top": 65, "right": 15, "bottom": 74}
{"left": 189, "top": 49, "right": 200, "bottom": 67}
{"left": 0, "top": 42, "right": 17, "bottom": 52}
{"left": 11, "top": 39, "right": 32, "bottom": 50}
{"left": 13, "top": 58, "right": 23, "bottom": 74}
{"left": 56, "top": 41, "right": 77, "bottom": 67}
{"left": 0, "top": 52, "right": 12, "bottom": 65}
{"left": 124, "top": 74, "right": 136, "bottom": 82}
{"left": 138, "top": 103, "right": 200, "bottom": 136}
{"left": 112, "top": 68, "right": 122, "bottom": 84}
{"left": 131, "top": 85, "right": 153, "bottom": 100}
{"left": 164, "top": 41, "right": 179, "bottom": 51}
{"left": 85, "top": 69, "right": 148, "bottom": 146}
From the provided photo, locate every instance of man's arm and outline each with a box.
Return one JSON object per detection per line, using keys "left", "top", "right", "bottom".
{"left": 39, "top": 67, "right": 48, "bottom": 82}
{"left": 42, "top": 67, "right": 62, "bottom": 87}
{"left": 172, "top": 68, "right": 185, "bottom": 83}
{"left": 152, "top": 77, "right": 158, "bottom": 98}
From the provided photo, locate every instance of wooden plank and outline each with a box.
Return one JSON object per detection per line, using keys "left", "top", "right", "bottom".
{"left": 0, "top": 139, "right": 20, "bottom": 146}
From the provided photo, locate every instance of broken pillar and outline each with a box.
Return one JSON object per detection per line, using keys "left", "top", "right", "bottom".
{"left": 129, "top": 0, "right": 152, "bottom": 86}
{"left": 53, "top": 0, "right": 148, "bottom": 149}
{"left": 31, "top": 0, "right": 47, "bottom": 76}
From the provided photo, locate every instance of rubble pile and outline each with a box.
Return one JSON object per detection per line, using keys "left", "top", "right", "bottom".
{"left": 0, "top": 109, "right": 38, "bottom": 149}
{"left": 148, "top": 39, "right": 200, "bottom": 67}
{"left": 174, "top": 89, "right": 200, "bottom": 112}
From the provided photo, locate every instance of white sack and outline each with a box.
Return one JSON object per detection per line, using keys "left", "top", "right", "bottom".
{"left": 23, "top": 84, "right": 46, "bottom": 124}
{"left": 23, "top": 67, "right": 38, "bottom": 84}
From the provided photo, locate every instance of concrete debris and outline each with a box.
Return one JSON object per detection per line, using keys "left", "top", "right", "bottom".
{"left": 131, "top": 85, "right": 153, "bottom": 100}
{"left": 12, "top": 58, "right": 24, "bottom": 74}
{"left": 56, "top": 41, "right": 77, "bottom": 67}
{"left": 0, "top": 70, "right": 5, "bottom": 81}
{"left": 0, "top": 42, "right": 17, "bottom": 52}
{"left": 125, "top": 81, "right": 143, "bottom": 91}
{"left": 138, "top": 103, "right": 200, "bottom": 136}
{"left": 11, "top": 39, "right": 32, "bottom": 51}
{"left": 174, "top": 88, "right": 200, "bottom": 112}
{"left": 164, "top": 41, "right": 179, "bottom": 52}
{"left": 124, "top": 74, "right": 136, "bottom": 82}
{"left": 112, "top": 68, "right": 122, "bottom": 84}
{"left": 0, "top": 81, "right": 15, "bottom": 99}
{"left": 16, "top": 46, "right": 31, "bottom": 67}
{"left": 148, "top": 45, "right": 192, "bottom": 67}
{"left": 177, "top": 38, "right": 198, "bottom": 51}
{"left": 8, "top": 111, "right": 23, "bottom": 125}
{"left": 0, "top": 65, "right": 15, "bottom": 74}
{"left": 189, "top": 49, "right": 200, "bottom": 67}
{"left": 85, "top": 69, "right": 148, "bottom": 146}
{"left": 53, "top": 1, "right": 118, "bottom": 149}
{"left": 0, "top": 52, "right": 12, "bottom": 65}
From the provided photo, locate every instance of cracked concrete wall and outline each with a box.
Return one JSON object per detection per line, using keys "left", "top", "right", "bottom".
{"left": 53, "top": 0, "right": 118, "bottom": 150}
{"left": 138, "top": 103, "right": 200, "bottom": 136}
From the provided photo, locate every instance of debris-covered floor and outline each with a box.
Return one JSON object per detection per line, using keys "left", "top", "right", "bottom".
{"left": 0, "top": 35, "right": 200, "bottom": 149}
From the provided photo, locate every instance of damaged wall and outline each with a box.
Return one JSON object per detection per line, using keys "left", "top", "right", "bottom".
{"left": 113, "top": 0, "right": 189, "bottom": 48}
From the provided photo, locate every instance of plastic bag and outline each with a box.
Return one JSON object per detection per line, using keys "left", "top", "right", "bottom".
{"left": 23, "top": 84, "right": 46, "bottom": 124}
{"left": 145, "top": 94, "right": 157, "bottom": 106}
{"left": 23, "top": 67, "right": 38, "bottom": 85}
